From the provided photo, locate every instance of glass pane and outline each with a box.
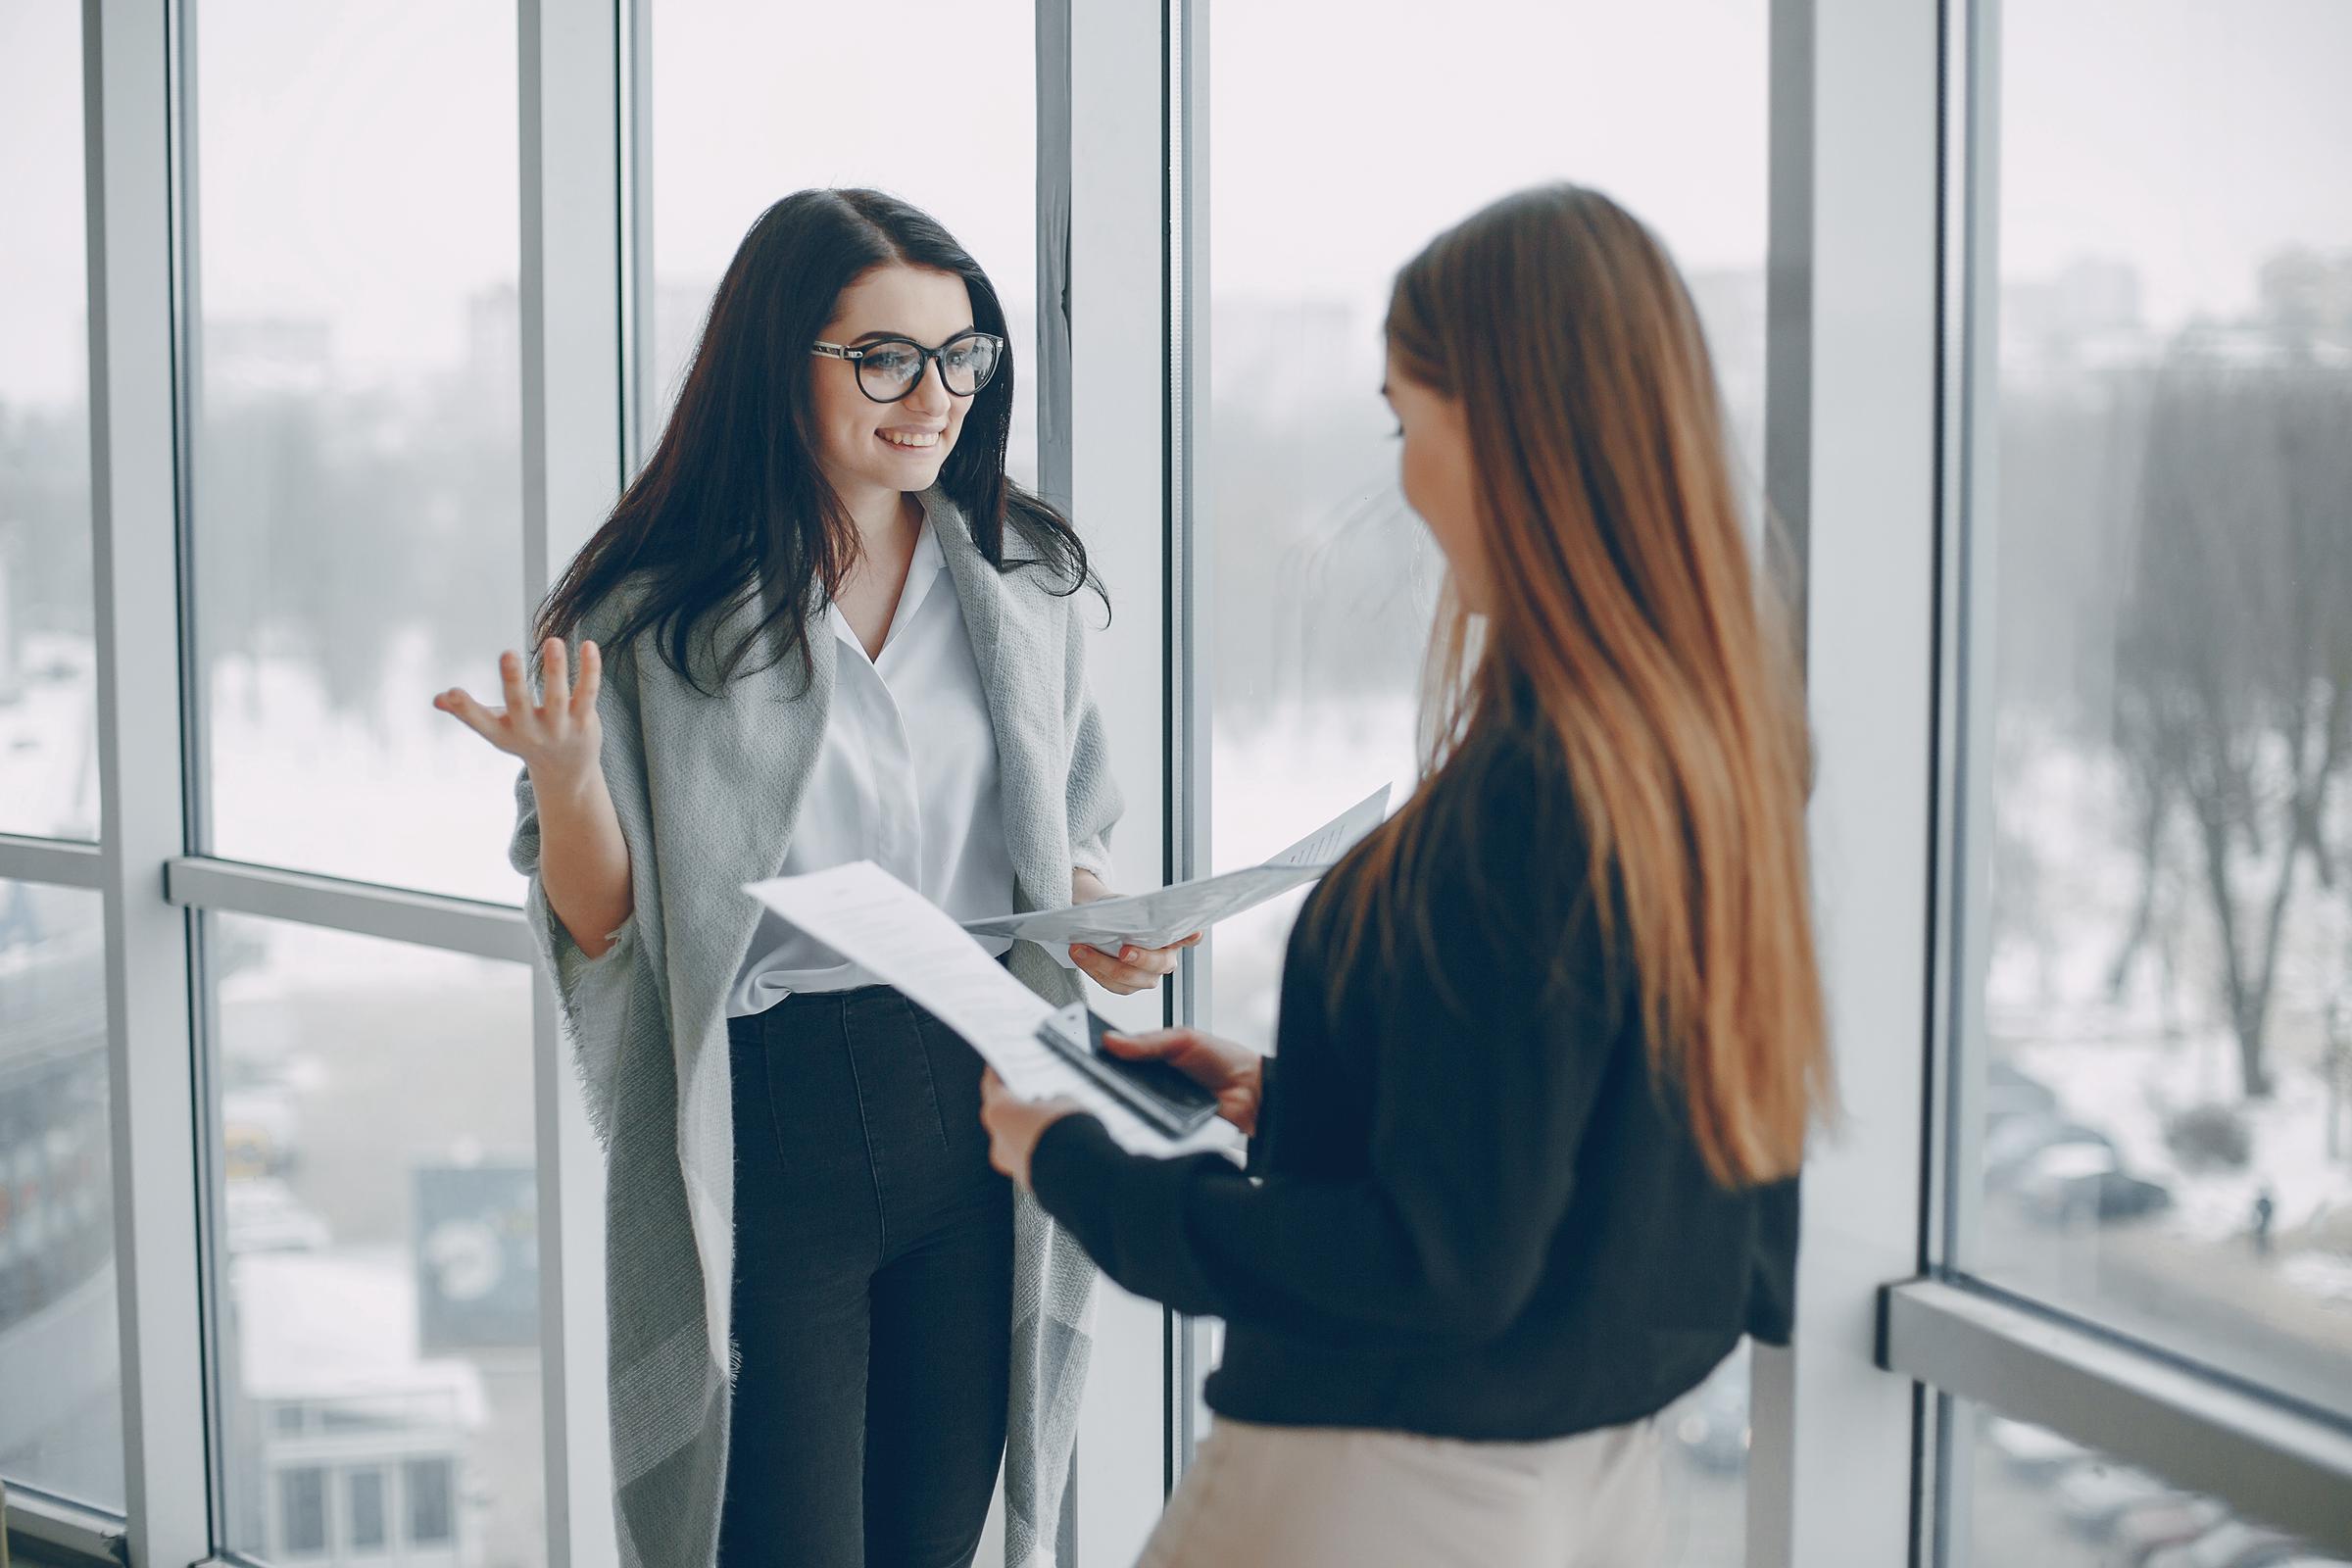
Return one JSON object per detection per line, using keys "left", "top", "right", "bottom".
{"left": 1201, "top": 6, "right": 1768, "bottom": 1559}
{"left": 0, "top": 3, "right": 101, "bottom": 842}
{"left": 1964, "top": 0, "right": 2352, "bottom": 1413}
{"left": 348, "top": 1468, "right": 386, "bottom": 1549}
{"left": 406, "top": 1455, "right": 456, "bottom": 1547}
{"left": 648, "top": 0, "right": 1040, "bottom": 485}
{"left": 209, "top": 914, "right": 542, "bottom": 1566}
{"left": 190, "top": 2, "right": 525, "bottom": 903}
{"left": 1958, "top": 1402, "right": 2347, "bottom": 1566}
{"left": 0, "top": 880, "right": 122, "bottom": 1510}
{"left": 279, "top": 1466, "right": 327, "bottom": 1555}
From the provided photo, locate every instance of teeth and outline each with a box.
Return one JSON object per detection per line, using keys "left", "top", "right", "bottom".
{"left": 881, "top": 430, "right": 940, "bottom": 448}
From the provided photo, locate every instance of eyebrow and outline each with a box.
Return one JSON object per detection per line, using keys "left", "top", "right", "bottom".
{"left": 850, "top": 326, "right": 977, "bottom": 346}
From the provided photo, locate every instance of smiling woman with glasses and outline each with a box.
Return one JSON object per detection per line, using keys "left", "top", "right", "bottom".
{"left": 431, "top": 188, "right": 1190, "bottom": 1568}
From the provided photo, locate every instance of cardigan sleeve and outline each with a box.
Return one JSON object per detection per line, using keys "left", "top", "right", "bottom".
{"left": 1030, "top": 791, "right": 1621, "bottom": 1348}
{"left": 1061, "top": 599, "right": 1123, "bottom": 883}
{"left": 507, "top": 588, "right": 660, "bottom": 1143}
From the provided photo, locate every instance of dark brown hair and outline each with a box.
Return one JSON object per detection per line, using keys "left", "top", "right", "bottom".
{"left": 534, "top": 187, "right": 1097, "bottom": 691}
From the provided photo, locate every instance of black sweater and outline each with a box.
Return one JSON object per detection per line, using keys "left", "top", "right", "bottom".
{"left": 1030, "top": 729, "right": 1799, "bottom": 1441}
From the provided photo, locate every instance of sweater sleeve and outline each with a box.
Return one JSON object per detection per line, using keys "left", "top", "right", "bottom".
{"left": 1062, "top": 601, "right": 1122, "bottom": 883}
{"left": 507, "top": 589, "right": 658, "bottom": 1144}
{"left": 1030, "top": 807, "right": 1621, "bottom": 1348}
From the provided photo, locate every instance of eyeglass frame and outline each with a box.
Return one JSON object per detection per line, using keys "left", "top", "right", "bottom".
{"left": 808, "top": 330, "right": 1007, "bottom": 404}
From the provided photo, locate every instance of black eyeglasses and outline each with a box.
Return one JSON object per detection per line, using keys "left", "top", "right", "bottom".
{"left": 810, "top": 330, "right": 1004, "bottom": 404}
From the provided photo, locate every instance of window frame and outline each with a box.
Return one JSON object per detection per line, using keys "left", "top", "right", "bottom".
{"left": 14, "top": 2, "right": 2351, "bottom": 1566}
{"left": 1877, "top": 0, "right": 2352, "bottom": 1560}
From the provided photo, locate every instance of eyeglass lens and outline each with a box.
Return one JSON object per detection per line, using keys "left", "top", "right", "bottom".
{"left": 858, "top": 334, "right": 1001, "bottom": 400}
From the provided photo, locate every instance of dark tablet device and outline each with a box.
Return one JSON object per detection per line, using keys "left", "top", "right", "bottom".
{"left": 1033, "top": 1005, "right": 1222, "bottom": 1139}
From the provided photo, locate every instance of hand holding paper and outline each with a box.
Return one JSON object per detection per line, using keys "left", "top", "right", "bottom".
{"left": 741, "top": 861, "right": 1237, "bottom": 1157}
{"left": 959, "top": 783, "right": 1392, "bottom": 952}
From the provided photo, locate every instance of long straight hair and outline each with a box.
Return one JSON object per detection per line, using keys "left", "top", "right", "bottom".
{"left": 1335, "top": 184, "right": 1831, "bottom": 1187}
{"left": 534, "top": 188, "right": 1096, "bottom": 690}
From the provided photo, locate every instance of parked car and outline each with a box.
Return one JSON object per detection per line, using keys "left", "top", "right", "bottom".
{"left": 1985, "top": 1416, "right": 2089, "bottom": 1483}
{"left": 1985, "top": 1060, "right": 2061, "bottom": 1129}
{"left": 2104, "top": 1496, "right": 2230, "bottom": 1567}
{"left": 2146, "top": 1521, "right": 2309, "bottom": 1568}
{"left": 223, "top": 1177, "right": 331, "bottom": 1253}
{"left": 2056, "top": 1459, "right": 2176, "bottom": 1540}
{"left": 2017, "top": 1145, "right": 2174, "bottom": 1226}
{"left": 1985, "top": 1113, "right": 2117, "bottom": 1192}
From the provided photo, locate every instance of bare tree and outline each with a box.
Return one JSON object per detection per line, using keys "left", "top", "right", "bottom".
{"left": 2111, "top": 351, "right": 2352, "bottom": 1098}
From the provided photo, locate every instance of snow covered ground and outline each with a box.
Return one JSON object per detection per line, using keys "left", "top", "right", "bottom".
{"left": 1984, "top": 735, "right": 2352, "bottom": 1317}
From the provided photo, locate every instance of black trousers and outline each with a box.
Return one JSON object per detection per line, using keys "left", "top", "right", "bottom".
{"left": 719, "top": 984, "right": 1014, "bottom": 1568}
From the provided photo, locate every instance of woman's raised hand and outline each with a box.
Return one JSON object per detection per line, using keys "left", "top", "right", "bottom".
{"left": 1100, "top": 1027, "right": 1264, "bottom": 1136}
{"left": 432, "top": 638, "right": 604, "bottom": 782}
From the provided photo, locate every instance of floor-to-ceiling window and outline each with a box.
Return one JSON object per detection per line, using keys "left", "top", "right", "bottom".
{"left": 186, "top": 6, "right": 545, "bottom": 1563}
{"left": 1922, "top": 0, "right": 2352, "bottom": 1559}
{"left": 0, "top": 0, "right": 122, "bottom": 1519}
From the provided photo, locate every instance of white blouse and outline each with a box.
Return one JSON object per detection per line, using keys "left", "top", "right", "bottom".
{"left": 725, "top": 513, "right": 1020, "bottom": 1015}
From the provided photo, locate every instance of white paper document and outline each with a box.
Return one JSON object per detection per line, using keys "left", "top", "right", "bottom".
{"left": 742, "top": 861, "right": 1239, "bottom": 1157}
{"left": 956, "top": 783, "right": 1393, "bottom": 952}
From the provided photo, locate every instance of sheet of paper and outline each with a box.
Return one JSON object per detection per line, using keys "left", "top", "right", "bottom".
{"left": 743, "top": 861, "right": 1238, "bottom": 1158}
{"left": 1263, "top": 783, "right": 1395, "bottom": 868}
{"left": 958, "top": 783, "right": 1392, "bottom": 951}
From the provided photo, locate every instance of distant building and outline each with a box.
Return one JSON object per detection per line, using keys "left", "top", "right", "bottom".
{"left": 230, "top": 1248, "right": 487, "bottom": 1568}
{"left": 2257, "top": 248, "right": 2352, "bottom": 344}
{"left": 206, "top": 316, "right": 337, "bottom": 397}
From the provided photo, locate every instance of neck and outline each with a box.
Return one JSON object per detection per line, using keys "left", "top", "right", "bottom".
{"left": 837, "top": 480, "right": 921, "bottom": 560}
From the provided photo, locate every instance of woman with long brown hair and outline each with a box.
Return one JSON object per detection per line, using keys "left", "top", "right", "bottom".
{"left": 979, "top": 182, "right": 1833, "bottom": 1566}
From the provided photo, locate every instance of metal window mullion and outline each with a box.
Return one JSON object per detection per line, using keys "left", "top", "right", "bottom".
{"left": 1065, "top": 0, "right": 1179, "bottom": 1559}
{"left": 1034, "top": 5, "right": 1087, "bottom": 1555}
{"left": 519, "top": 4, "right": 626, "bottom": 1565}
{"left": 1162, "top": 0, "right": 1215, "bottom": 1491}
{"left": 1883, "top": 1279, "right": 2352, "bottom": 1554}
{"left": 617, "top": 0, "right": 653, "bottom": 474}
{"left": 0, "top": 835, "right": 108, "bottom": 891}
{"left": 1922, "top": 0, "right": 2003, "bottom": 1554}
{"left": 1, "top": 1481, "right": 127, "bottom": 1565}
{"left": 82, "top": 0, "right": 213, "bottom": 1563}
{"left": 162, "top": 856, "right": 533, "bottom": 965}
{"left": 1749, "top": 1, "right": 1946, "bottom": 1565}
{"left": 1037, "top": 0, "right": 1073, "bottom": 520}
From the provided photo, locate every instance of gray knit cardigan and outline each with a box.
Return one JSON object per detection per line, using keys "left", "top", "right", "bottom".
{"left": 508, "top": 488, "right": 1120, "bottom": 1568}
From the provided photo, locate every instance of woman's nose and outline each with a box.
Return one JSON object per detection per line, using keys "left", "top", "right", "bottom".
{"left": 904, "top": 360, "right": 954, "bottom": 415}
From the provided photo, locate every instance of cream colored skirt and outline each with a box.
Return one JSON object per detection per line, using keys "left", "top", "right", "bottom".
{"left": 1135, "top": 1414, "right": 1668, "bottom": 1568}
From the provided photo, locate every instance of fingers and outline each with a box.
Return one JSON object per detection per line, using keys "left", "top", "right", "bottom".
{"left": 540, "top": 636, "right": 570, "bottom": 710}
{"left": 1101, "top": 1027, "right": 1191, "bottom": 1057}
{"left": 498, "top": 650, "right": 534, "bottom": 728}
{"left": 1069, "top": 944, "right": 1159, "bottom": 995}
{"left": 1125, "top": 942, "right": 1183, "bottom": 978}
{"left": 573, "top": 639, "right": 602, "bottom": 713}
{"left": 431, "top": 687, "right": 508, "bottom": 745}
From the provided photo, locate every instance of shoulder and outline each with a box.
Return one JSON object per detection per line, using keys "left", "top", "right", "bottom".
{"left": 567, "top": 569, "right": 658, "bottom": 646}
{"left": 1398, "top": 724, "right": 1599, "bottom": 980}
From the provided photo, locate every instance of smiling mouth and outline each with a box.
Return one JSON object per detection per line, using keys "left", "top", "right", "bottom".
{"left": 879, "top": 429, "right": 943, "bottom": 450}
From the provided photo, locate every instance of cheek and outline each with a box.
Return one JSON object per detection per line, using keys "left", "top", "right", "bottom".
{"left": 809, "top": 377, "right": 882, "bottom": 468}
{"left": 1399, "top": 432, "right": 1462, "bottom": 535}
{"left": 1400, "top": 433, "right": 1483, "bottom": 578}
